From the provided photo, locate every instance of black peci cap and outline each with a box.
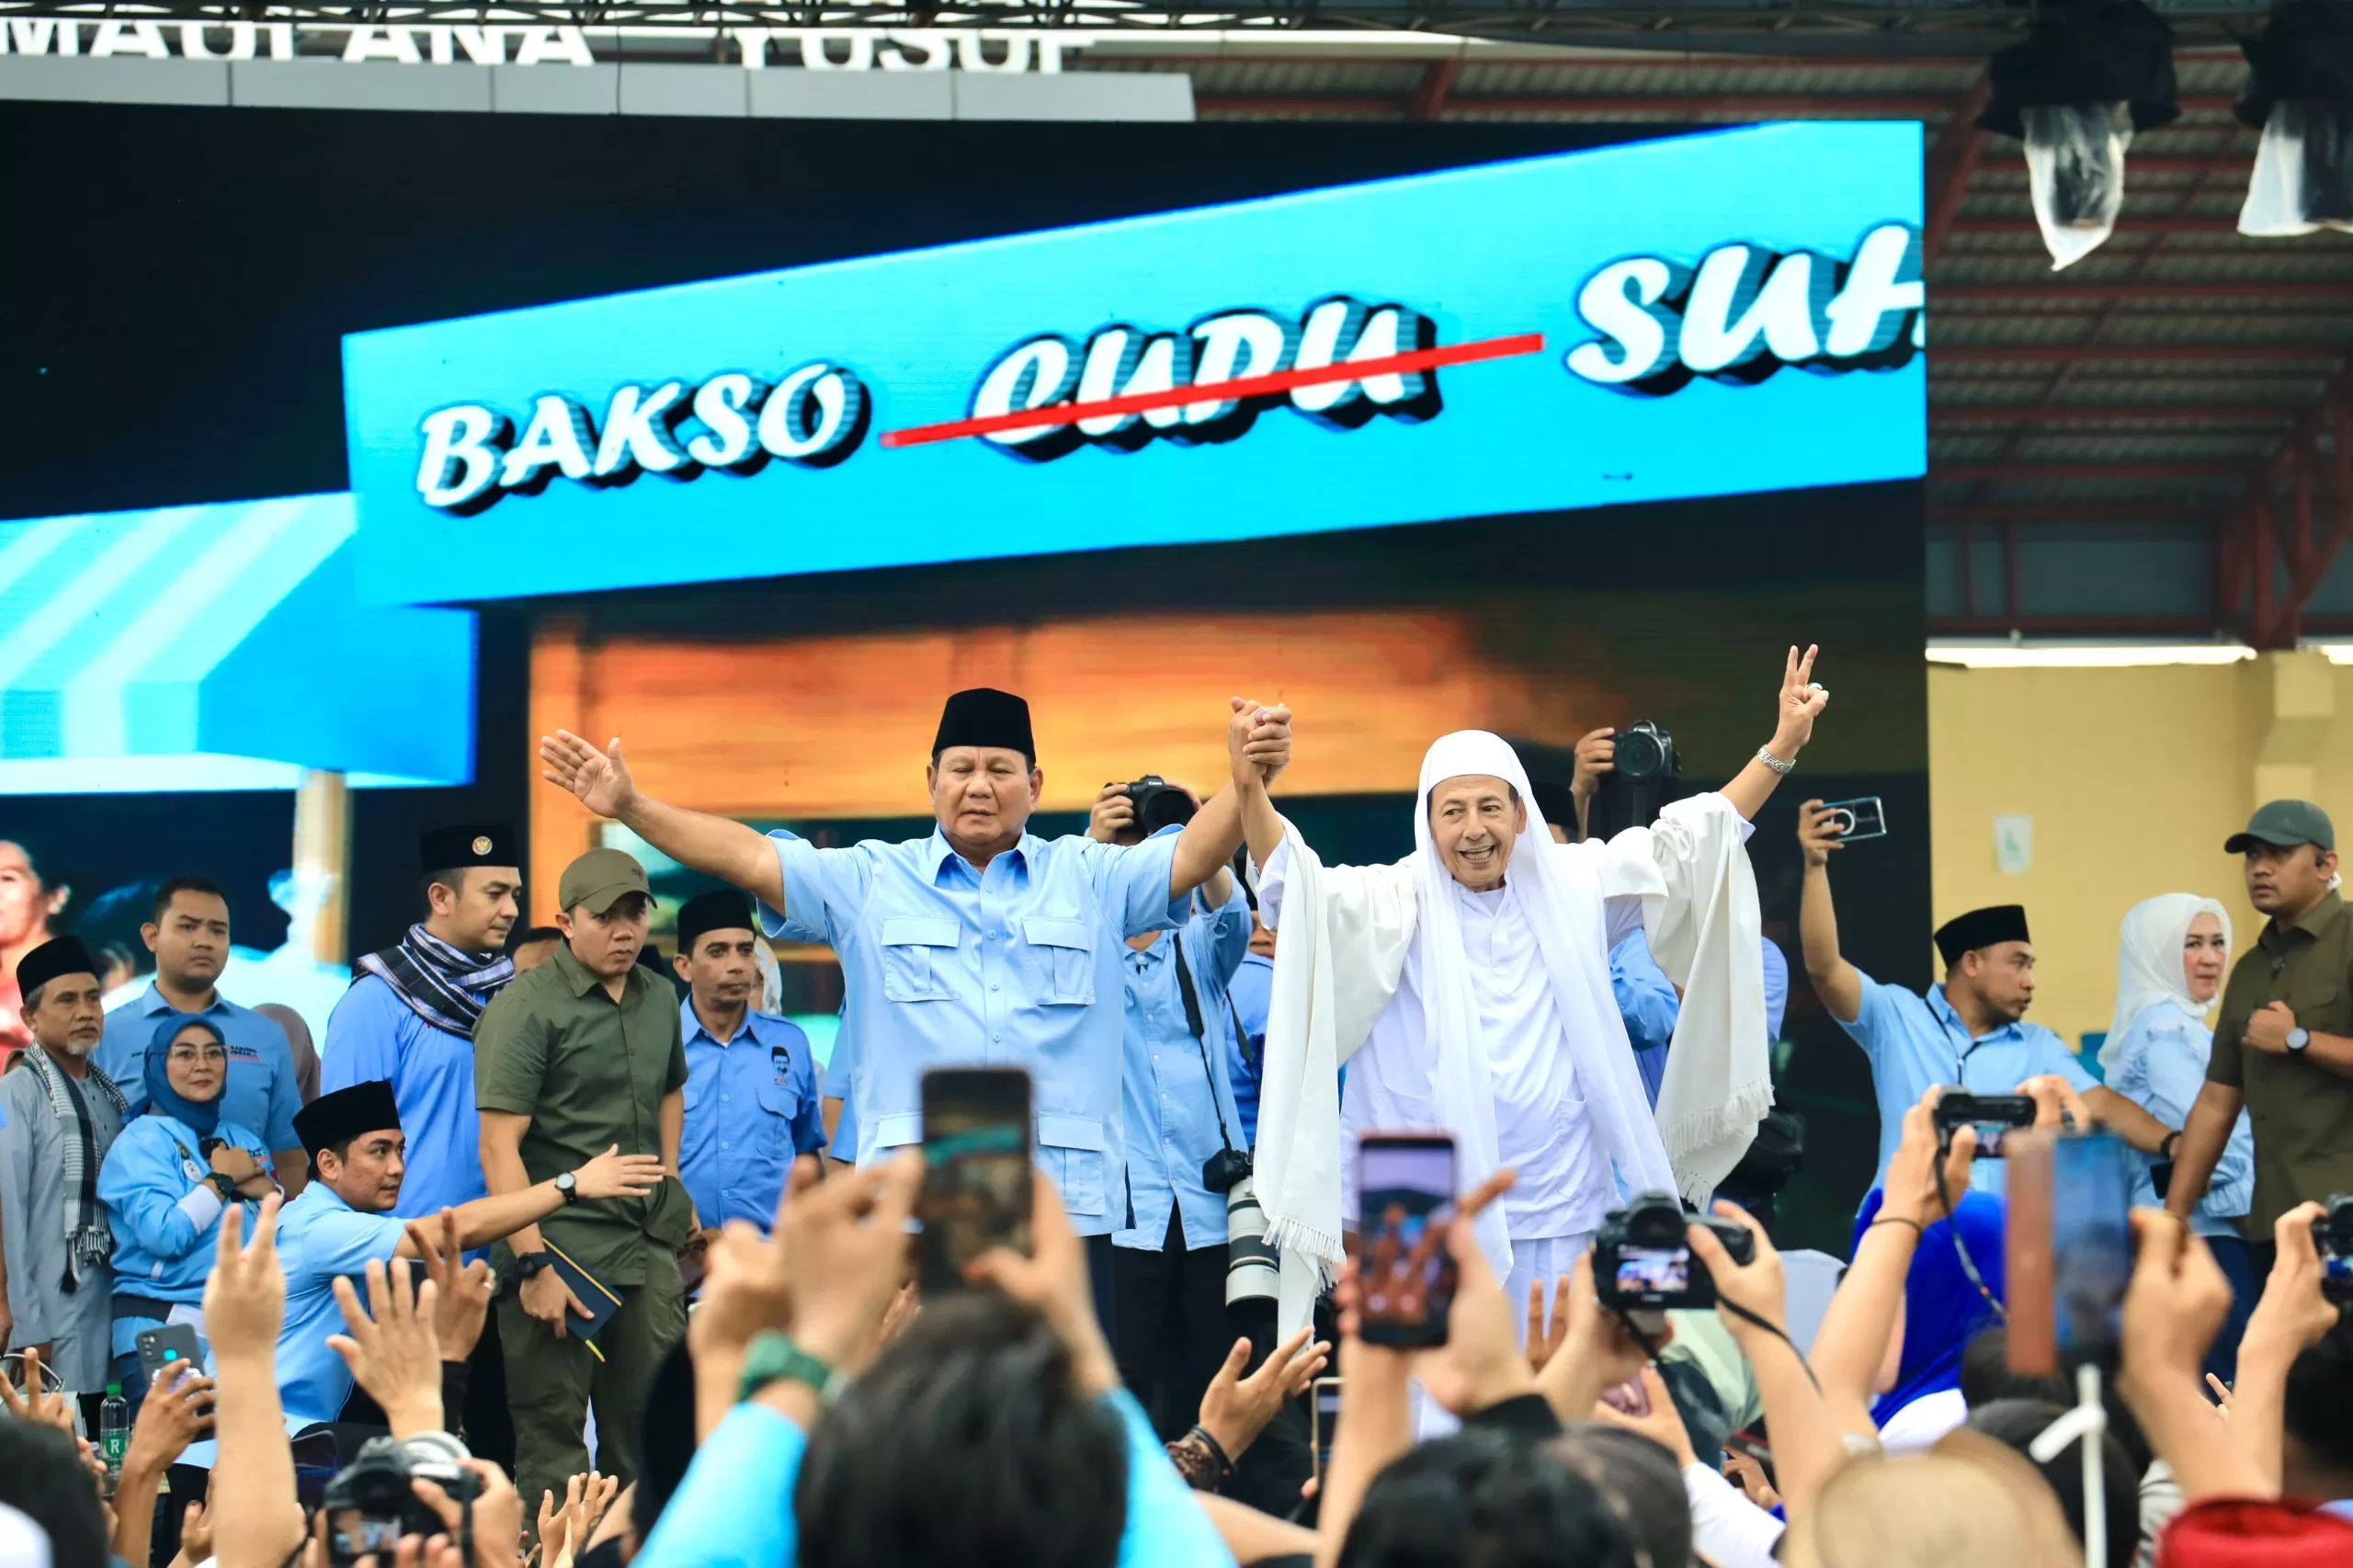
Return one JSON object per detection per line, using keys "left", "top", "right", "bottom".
{"left": 294, "top": 1079, "right": 403, "bottom": 1160}
{"left": 931, "top": 687, "right": 1035, "bottom": 762}
{"left": 420, "top": 824, "right": 517, "bottom": 875}
{"left": 1933, "top": 904, "right": 2031, "bottom": 967}
{"left": 676, "top": 890, "right": 757, "bottom": 952}
{"left": 15, "top": 935, "right": 97, "bottom": 998}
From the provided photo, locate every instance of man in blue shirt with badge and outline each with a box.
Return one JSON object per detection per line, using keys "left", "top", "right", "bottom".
{"left": 673, "top": 889, "right": 825, "bottom": 1233}
{"left": 1088, "top": 780, "right": 1252, "bottom": 1437}
{"left": 323, "top": 825, "right": 522, "bottom": 1221}
{"left": 539, "top": 687, "right": 1291, "bottom": 1330}
{"left": 1797, "top": 802, "right": 2172, "bottom": 1190}
{"left": 99, "top": 877, "right": 308, "bottom": 1199}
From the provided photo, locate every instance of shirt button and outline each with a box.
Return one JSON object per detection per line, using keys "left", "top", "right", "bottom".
{"left": 992, "top": 1032, "right": 1002, "bottom": 1042}
{"left": 991, "top": 983, "right": 1000, "bottom": 992}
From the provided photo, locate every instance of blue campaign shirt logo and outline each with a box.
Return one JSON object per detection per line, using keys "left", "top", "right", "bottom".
{"left": 343, "top": 122, "right": 1927, "bottom": 608}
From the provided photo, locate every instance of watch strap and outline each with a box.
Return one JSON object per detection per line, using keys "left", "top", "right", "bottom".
{"left": 736, "top": 1330, "right": 840, "bottom": 1404}
{"left": 2158, "top": 1131, "right": 2182, "bottom": 1161}
{"left": 514, "top": 1251, "right": 554, "bottom": 1279}
{"left": 206, "top": 1172, "right": 240, "bottom": 1201}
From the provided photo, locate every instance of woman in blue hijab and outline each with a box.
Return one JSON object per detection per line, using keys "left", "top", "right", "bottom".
{"left": 1853, "top": 1184, "right": 2007, "bottom": 1448}
{"left": 96, "top": 1016, "right": 279, "bottom": 1400}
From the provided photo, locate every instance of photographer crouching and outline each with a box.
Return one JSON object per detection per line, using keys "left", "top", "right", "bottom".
{"left": 1088, "top": 778, "right": 1320, "bottom": 1506}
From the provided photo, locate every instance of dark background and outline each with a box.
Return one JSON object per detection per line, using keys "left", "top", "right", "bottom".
{"left": 0, "top": 103, "right": 1924, "bottom": 1248}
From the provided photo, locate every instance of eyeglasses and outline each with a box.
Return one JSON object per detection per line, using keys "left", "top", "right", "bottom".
{"left": 166, "top": 1046, "right": 228, "bottom": 1064}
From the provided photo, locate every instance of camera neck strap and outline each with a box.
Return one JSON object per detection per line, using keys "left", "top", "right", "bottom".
{"left": 1170, "top": 935, "right": 1242, "bottom": 1157}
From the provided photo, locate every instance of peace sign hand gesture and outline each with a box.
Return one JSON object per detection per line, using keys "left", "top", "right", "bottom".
{"left": 1770, "top": 644, "right": 1828, "bottom": 759}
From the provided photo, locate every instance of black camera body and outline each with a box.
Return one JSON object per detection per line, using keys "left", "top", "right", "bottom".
{"left": 323, "top": 1434, "right": 480, "bottom": 1568}
{"left": 1123, "top": 776, "right": 1198, "bottom": 837}
{"left": 1592, "top": 1191, "right": 1755, "bottom": 1311}
{"left": 1932, "top": 1091, "right": 2039, "bottom": 1156}
{"left": 1612, "top": 721, "right": 1677, "bottom": 782}
{"left": 2313, "top": 1192, "right": 2353, "bottom": 1305}
{"left": 1588, "top": 722, "right": 1680, "bottom": 838}
{"left": 1202, "top": 1145, "right": 1253, "bottom": 1194}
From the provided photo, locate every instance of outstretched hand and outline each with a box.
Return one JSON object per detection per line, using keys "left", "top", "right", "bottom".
{"left": 1228, "top": 697, "right": 1292, "bottom": 790}
{"left": 1771, "top": 645, "right": 1828, "bottom": 757}
{"left": 539, "top": 731, "right": 638, "bottom": 820}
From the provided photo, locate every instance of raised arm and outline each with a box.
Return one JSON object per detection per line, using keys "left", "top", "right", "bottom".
{"left": 1719, "top": 645, "right": 1830, "bottom": 823}
{"left": 1167, "top": 699, "right": 1291, "bottom": 899}
{"left": 1797, "top": 802, "right": 1865, "bottom": 1024}
{"left": 540, "top": 730, "right": 785, "bottom": 913}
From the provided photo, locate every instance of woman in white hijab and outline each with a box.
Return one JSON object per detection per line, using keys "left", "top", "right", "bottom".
{"left": 2099, "top": 892, "right": 2256, "bottom": 1379}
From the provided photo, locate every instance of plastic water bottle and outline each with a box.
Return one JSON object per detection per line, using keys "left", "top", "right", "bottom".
{"left": 99, "top": 1383, "right": 130, "bottom": 1497}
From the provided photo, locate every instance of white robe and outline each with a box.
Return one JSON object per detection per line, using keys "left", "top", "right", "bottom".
{"left": 1252, "top": 731, "right": 1770, "bottom": 1335}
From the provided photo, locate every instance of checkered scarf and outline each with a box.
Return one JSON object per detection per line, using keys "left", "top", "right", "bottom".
{"left": 356, "top": 923, "right": 515, "bottom": 1039}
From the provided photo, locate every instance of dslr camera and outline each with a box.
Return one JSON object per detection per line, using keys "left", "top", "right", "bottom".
{"left": 1588, "top": 722, "right": 1680, "bottom": 837}
{"left": 1123, "top": 776, "right": 1198, "bottom": 837}
{"left": 323, "top": 1433, "right": 481, "bottom": 1568}
{"left": 1593, "top": 1192, "right": 1755, "bottom": 1311}
{"left": 2313, "top": 1193, "right": 2353, "bottom": 1305}
{"left": 1932, "top": 1090, "right": 2040, "bottom": 1156}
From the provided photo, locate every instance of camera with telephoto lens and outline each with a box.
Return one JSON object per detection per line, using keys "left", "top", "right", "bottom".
{"left": 1611, "top": 721, "right": 1677, "bottom": 783}
{"left": 1223, "top": 1173, "right": 1279, "bottom": 1305}
{"left": 1588, "top": 722, "right": 1680, "bottom": 838}
{"left": 2313, "top": 1193, "right": 2353, "bottom": 1305}
{"left": 1593, "top": 1192, "right": 1755, "bottom": 1311}
{"left": 1123, "top": 776, "right": 1198, "bottom": 837}
{"left": 323, "top": 1432, "right": 479, "bottom": 1568}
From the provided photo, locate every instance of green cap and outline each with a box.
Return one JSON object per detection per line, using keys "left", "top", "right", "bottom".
{"left": 2224, "top": 799, "right": 2336, "bottom": 855}
{"left": 557, "top": 846, "right": 654, "bottom": 915}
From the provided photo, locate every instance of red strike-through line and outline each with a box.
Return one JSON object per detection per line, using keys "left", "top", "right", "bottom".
{"left": 878, "top": 330, "right": 1547, "bottom": 449}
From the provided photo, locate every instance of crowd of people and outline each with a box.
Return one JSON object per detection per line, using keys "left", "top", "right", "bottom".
{"left": 2, "top": 643, "right": 2351, "bottom": 1568}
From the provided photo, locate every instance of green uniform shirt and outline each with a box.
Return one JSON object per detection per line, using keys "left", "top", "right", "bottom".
{"left": 2207, "top": 890, "right": 2353, "bottom": 1233}
{"left": 474, "top": 944, "right": 693, "bottom": 1285}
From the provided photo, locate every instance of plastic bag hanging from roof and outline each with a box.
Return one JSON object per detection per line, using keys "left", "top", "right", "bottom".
{"left": 2234, "top": 1, "right": 2353, "bottom": 235}
{"left": 2023, "top": 103, "right": 2133, "bottom": 270}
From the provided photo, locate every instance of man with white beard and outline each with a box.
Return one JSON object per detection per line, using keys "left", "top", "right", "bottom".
{"left": 1240, "top": 649, "right": 1829, "bottom": 1341}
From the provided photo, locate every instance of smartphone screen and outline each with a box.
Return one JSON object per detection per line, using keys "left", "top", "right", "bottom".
{"left": 1312, "top": 1376, "right": 1343, "bottom": 1480}
{"left": 1355, "top": 1133, "right": 1457, "bottom": 1347}
{"left": 917, "top": 1068, "right": 1034, "bottom": 1294}
{"left": 2051, "top": 1131, "right": 2132, "bottom": 1364}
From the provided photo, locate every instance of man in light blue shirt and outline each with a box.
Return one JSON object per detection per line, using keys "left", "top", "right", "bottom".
{"left": 99, "top": 877, "right": 308, "bottom": 1199}
{"left": 1226, "top": 919, "right": 1275, "bottom": 1147}
{"left": 1610, "top": 930, "right": 1680, "bottom": 1108}
{"left": 1093, "top": 790, "right": 1252, "bottom": 1437}
{"left": 673, "top": 890, "right": 825, "bottom": 1233}
{"left": 1797, "top": 804, "right": 2173, "bottom": 1191}
{"left": 537, "top": 687, "right": 1290, "bottom": 1330}
{"left": 322, "top": 826, "right": 522, "bottom": 1221}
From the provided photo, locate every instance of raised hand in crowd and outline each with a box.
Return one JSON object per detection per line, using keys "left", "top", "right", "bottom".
{"left": 204, "top": 1197, "right": 310, "bottom": 1568}
{"left": 1688, "top": 1201, "right": 1843, "bottom": 1522}
{"left": 1592, "top": 1362, "right": 1701, "bottom": 1471}
{"left": 1725, "top": 1449, "right": 1781, "bottom": 1511}
{"left": 351, "top": 1537, "right": 466, "bottom": 1568}
{"left": 1404, "top": 1171, "right": 1531, "bottom": 1420}
{"left": 535, "top": 1471, "right": 619, "bottom": 1568}
{"left": 408, "top": 1208, "right": 495, "bottom": 1364}
{"left": 686, "top": 1155, "right": 822, "bottom": 1434}
{"left": 116, "top": 1360, "right": 217, "bottom": 1568}
{"left": 966, "top": 1159, "right": 1119, "bottom": 1400}
{"left": 1532, "top": 1249, "right": 1665, "bottom": 1426}
{"left": 328, "top": 1256, "right": 446, "bottom": 1437}
{"left": 1524, "top": 1274, "right": 1574, "bottom": 1375}
{"left": 414, "top": 1459, "right": 526, "bottom": 1568}
{"left": 2018, "top": 1073, "right": 2091, "bottom": 1133}
{"left": 0, "top": 1345, "right": 75, "bottom": 1433}
{"left": 2114, "top": 1208, "right": 2267, "bottom": 1505}
{"left": 2209, "top": 1199, "right": 2342, "bottom": 1490}
{"left": 1193, "top": 1324, "right": 1331, "bottom": 1467}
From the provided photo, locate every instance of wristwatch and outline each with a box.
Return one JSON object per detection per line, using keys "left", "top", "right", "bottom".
{"left": 2288, "top": 1027, "right": 2312, "bottom": 1053}
{"left": 735, "top": 1330, "right": 842, "bottom": 1404}
{"left": 205, "top": 1172, "right": 240, "bottom": 1201}
{"left": 513, "top": 1252, "right": 555, "bottom": 1281}
{"left": 2158, "top": 1131, "right": 2182, "bottom": 1162}
{"left": 554, "top": 1171, "right": 579, "bottom": 1205}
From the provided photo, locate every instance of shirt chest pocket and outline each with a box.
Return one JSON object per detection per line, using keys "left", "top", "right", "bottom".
{"left": 756, "top": 1080, "right": 802, "bottom": 1142}
{"left": 2289, "top": 975, "right": 2348, "bottom": 1035}
{"left": 878, "top": 916, "right": 961, "bottom": 1003}
{"left": 1039, "top": 1112, "right": 1108, "bottom": 1217}
{"left": 1018, "top": 917, "right": 1097, "bottom": 1007}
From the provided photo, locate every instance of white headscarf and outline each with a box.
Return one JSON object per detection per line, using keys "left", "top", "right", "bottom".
{"left": 1411, "top": 732, "right": 1677, "bottom": 1278}
{"left": 2100, "top": 892, "right": 2231, "bottom": 1074}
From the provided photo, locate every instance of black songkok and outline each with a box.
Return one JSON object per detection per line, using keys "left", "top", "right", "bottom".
{"left": 16, "top": 936, "right": 97, "bottom": 998}
{"left": 294, "top": 1080, "right": 403, "bottom": 1160}
{"left": 419, "top": 824, "right": 517, "bottom": 875}
{"left": 676, "top": 890, "right": 756, "bottom": 952}
{"left": 931, "top": 687, "right": 1036, "bottom": 762}
{"left": 1933, "top": 904, "right": 2032, "bottom": 967}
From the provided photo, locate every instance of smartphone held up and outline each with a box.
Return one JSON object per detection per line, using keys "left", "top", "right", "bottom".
{"left": 917, "top": 1067, "right": 1036, "bottom": 1295}
{"left": 1355, "top": 1131, "right": 1460, "bottom": 1348}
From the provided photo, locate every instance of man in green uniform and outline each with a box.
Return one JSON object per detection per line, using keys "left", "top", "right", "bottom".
{"left": 474, "top": 847, "right": 693, "bottom": 1510}
{"left": 2169, "top": 800, "right": 2353, "bottom": 1271}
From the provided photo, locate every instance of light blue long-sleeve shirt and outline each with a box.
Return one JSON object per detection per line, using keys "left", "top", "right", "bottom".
{"left": 1610, "top": 931, "right": 1680, "bottom": 1108}
{"left": 99, "top": 1112, "right": 272, "bottom": 1358}
{"left": 1224, "top": 951, "right": 1271, "bottom": 1147}
{"left": 271, "top": 1181, "right": 406, "bottom": 1431}
{"left": 2103, "top": 998, "right": 2256, "bottom": 1237}
{"left": 680, "top": 1000, "right": 826, "bottom": 1231}
{"left": 320, "top": 974, "right": 489, "bottom": 1219}
{"left": 635, "top": 1384, "right": 1234, "bottom": 1568}
{"left": 1763, "top": 937, "right": 1790, "bottom": 1044}
{"left": 761, "top": 828, "right": 1185, "bottom": 1237}
{"left": 99, "top": 986, "right": 302, "bottom": 1156}
{"left": 1840, "top": 973, "right": 2097, "bottom": 1193}
{"left": 1116, "top": 878, "right": 1251, "bottom": 1252}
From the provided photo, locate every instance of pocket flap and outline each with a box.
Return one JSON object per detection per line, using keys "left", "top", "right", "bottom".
{"left": 879, "top": 916, "right": 961, "bottom": 949}
{"left": 756, "top": 1081, "right": 801, "bottom": 1116}
{"left": 1037, "top": 1113, "right": 1106, "bottom": 1152}
{"left": 868, "top": 1112, "right": 923, "bottom": 1152}
{"left": 1021, "top": 916, "right": 1092, "bottom": 951}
